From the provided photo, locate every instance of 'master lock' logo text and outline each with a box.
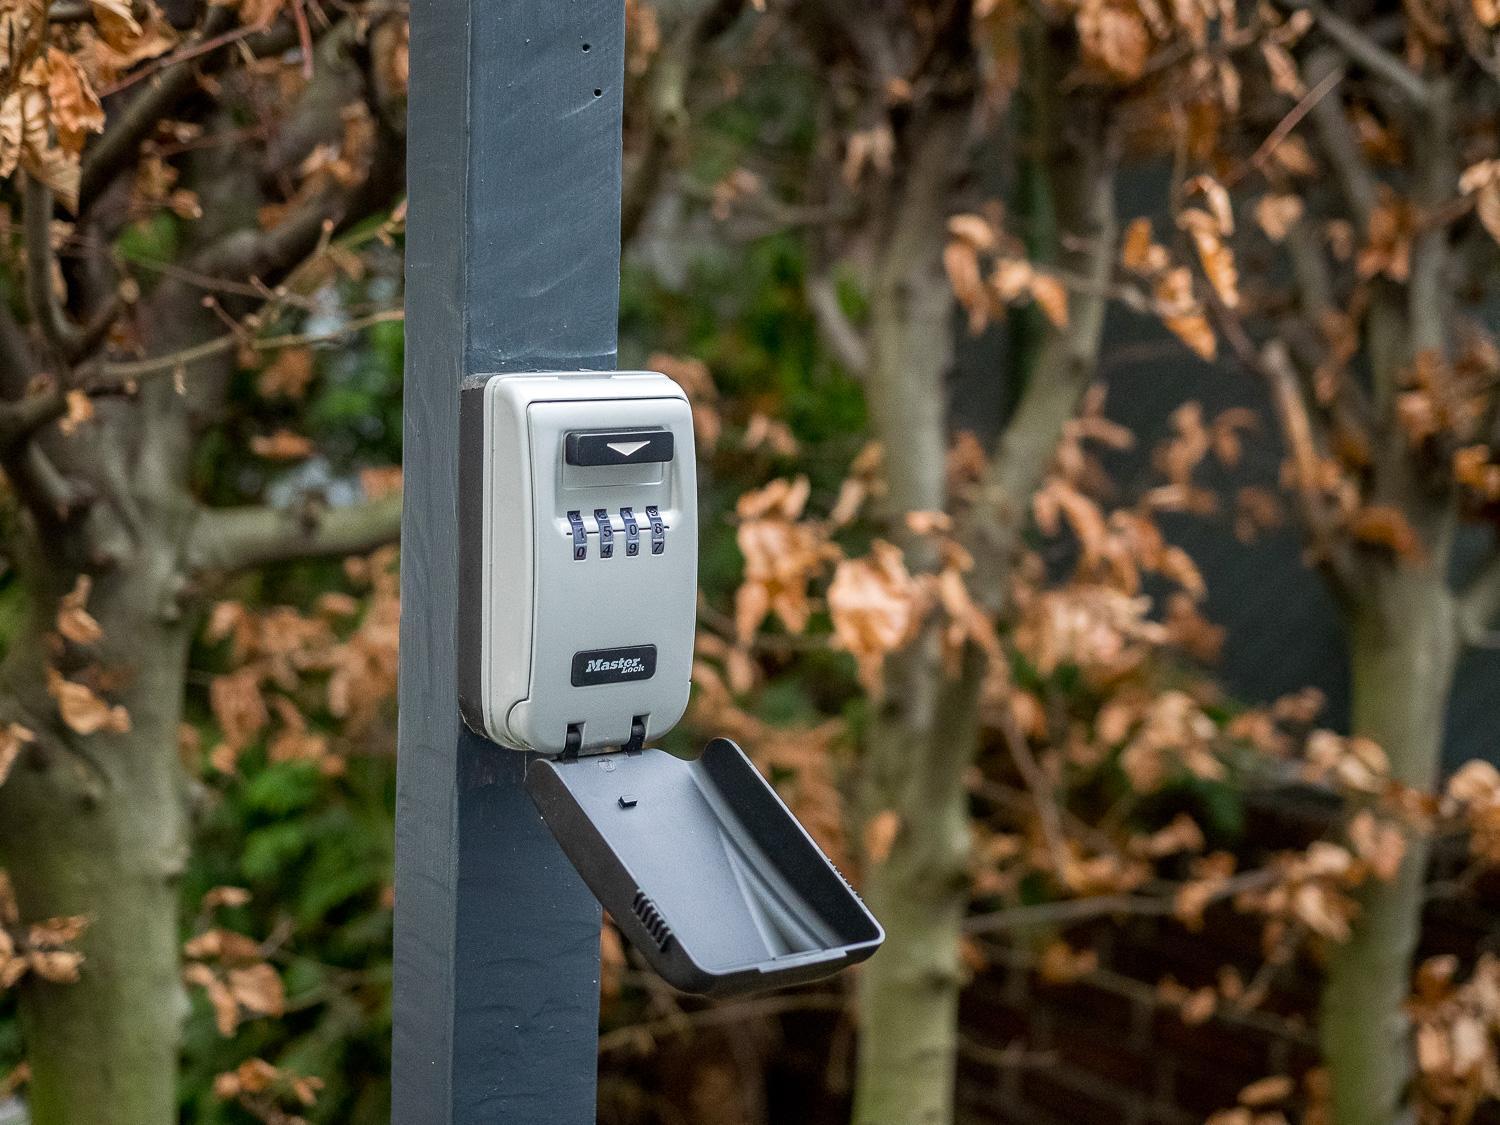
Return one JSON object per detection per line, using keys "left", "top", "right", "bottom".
{"left": 572, "top": 645, "right": 657, "bottom": 687}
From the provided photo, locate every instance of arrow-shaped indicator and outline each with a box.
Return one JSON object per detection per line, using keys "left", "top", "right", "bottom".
{"left": 566, "top": 430, "right": 675, "bottom": 466}
{"left": 606, "top": 440, "right": 650, "bottom": 458}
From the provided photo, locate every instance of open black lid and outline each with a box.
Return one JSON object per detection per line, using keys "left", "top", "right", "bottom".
{"left": 525, "top": 738, "right": 883, "bottom": 997}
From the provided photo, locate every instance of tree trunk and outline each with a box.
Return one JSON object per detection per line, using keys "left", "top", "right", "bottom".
{"left": 850, "top": 102, "right": 975, "bottom": 1125}
{"left": 1320, "top": 563, "right": 1459, "bottom": 1125}
{"left": 0, "top": 554, "right": 192, "bottom": 1125}
{"left": 854, "top": 646, "right": 984, "bottom": 1125}
{"left": 851, "top": 81, "right": 1116, "bottom": 1123}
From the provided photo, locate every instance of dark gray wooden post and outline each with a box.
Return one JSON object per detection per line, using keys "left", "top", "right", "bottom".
{"left": 393, "top": 1, "right": 625, "bottom": 1120}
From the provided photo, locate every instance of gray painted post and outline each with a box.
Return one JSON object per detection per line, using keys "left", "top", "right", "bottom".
{"left": 393, "top": 2, "right": 625, "bottom": 1121}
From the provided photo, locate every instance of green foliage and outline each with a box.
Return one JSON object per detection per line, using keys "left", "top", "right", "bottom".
{"left": 179, "top": 751, "right": 395, "bottom": 1124}
{"left": 116, "top": 214, "right": 185, "bottom": 292}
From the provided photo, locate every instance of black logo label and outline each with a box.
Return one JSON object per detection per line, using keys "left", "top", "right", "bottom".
{"left": 571, "top": 645, "right": 657, "bottom": 687}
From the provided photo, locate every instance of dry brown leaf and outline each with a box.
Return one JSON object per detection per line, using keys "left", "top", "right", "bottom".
{"left": 1120, "top": 216, "right": 1170, "bottom": 274}
{"left": 0, "top": 0, "right": 46, "bottom": 85}
{"left": 1180, "top": 208, "right": 1240, "bottom": 308}
{"left": 735, "top": 476, "right": 810, "bottom": 521}
{"left": 1348, "top": 505, "right": 1425, "bottom": 561}
{"left": 1077, "top": 1, "right": 1150, "bottom": 82}
{"left": 1154, "top": 267, "right": 1217, "bottom": 360}
{"left": 1260, "top": 41, "right": 1303, "bottom": 97}
{"left": 88, "top": 0, "right": 139, "bottom": 38}
{"left": 1029, "top": 272, "right": 1069, "bottom": 329}
{"left": 41, "top": 47, "right": 102, "bottom": 156}
{"left": 258, "top": 348, "right": 315, "bottom": 399}
{"left": 315, "top": 592, "right": 361, "bottom": 619}
{"left": 1131, "top": 812, "right": 1206, "bottom": 858}
{"left": 842, "top": 124, "right": 894, "bottom": 185}
{"left": 27, "top": 948, "right": 82, "bottom": 983}
{"left": 827, "top": 541, "right": 923, "bottom": 696}
{"left": 1359, "top": 191, "right": 1416, "bottom": 282}
{"left": 1269, "top": 135, "right": 1317, "bottom": 178}
{"left": 1180, "top": 985, "right": 1217, "bottom": 1024}
{"left": 827, "top": 477, "right": 868, "bottom": 530}
{"left": 184, "top": 927, "right": 263, "bottom": 964}
{"left": 227, "top": 963, "right": 284, "bottom": 1018}
{"left": 1254, "top": 194, "right": 1304, "bottom": 243}
{"left": 742, "top": 412, "right": 798, "bottom": 456}
{"left": 945, "top": 239, "right": 990, "bottom": 333}
{"left": 43, "top": 48, "right": 103, "bottom": 154}
{"left": 360, "top": 465, "right": 403, "bottom": 500}
{"left": 57, "top": 575, "right": 102, "bottom": 646}
{"left": 1459, "top": 161, "right": 1500, "bottom": 245}
{"left": 732, "top": 481, "right": 832, "bottom": 642}
{"left": 905, "top": 510, "right": 952, "bottom": 535}
{"left": 0, "top": 723, "right": 33, "bottom": 789}
{"left": 185, "top": 962, "right": 241, "bottom": 1036}
{"left": 27, "top": 916, "right": 85, "bottom": 946}
{"left": 1186, "top": 174, "right": 1235, "bottom": 235}
{"left": 0, "top": 954, "right": 26, "bottom": 989}
{"left": 946, "top": 213, "right": 996, "bottom": 251}
{"left": 58, "top": 390, "right": 93, "bottom": 436}
{"left": 1239, "top": 1075, "right": 1295, "bottom": 1107}
{"left": 0, "top": 61, "right": 86, "bottom": 209}
{"left": 250, "top": 430, "right": 315, "bottom": 461}
{"left": 1347, "top": 810, "right": 1406, "bottom": 882}
{"left": 200, "top": 886, "right": 252, "bottom": 911}
{"left": 209, "top": 668, "right": 268, "bottom": 753}
{"left": 863, "top": 809, "right": 901, "bottom": 864}
{"left": 46, "top": 668, "right": 130, "bottom": 735}
{"left": 1038, "top": 940, "right": 1098, "bottom": 984}
{"left": 989, "top": 257, "right": 1032, "bottom": 305}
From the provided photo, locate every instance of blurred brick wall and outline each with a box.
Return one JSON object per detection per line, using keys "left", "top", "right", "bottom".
{"left": 955, "top": 877, "right": 1500, "bottom": 1124}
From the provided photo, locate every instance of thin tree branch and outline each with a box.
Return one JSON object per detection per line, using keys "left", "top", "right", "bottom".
{"left": 23, "top": 178, "right": 85, "bottom": 358}
{"left": 620, "top": 0, "right": 747, "bottom": 245}
{"left": 806, "top": 272, "right": 870, "bottom": 379}
{"left": 188, "top": 490, "right": 403, "bottom": 574}
{"left": 598, "top": 993, "right": 848, "bottom": 1055}
{"left": 964, "top": 867, "right": 1278, "bottom": 935}
{"left": 16, "top": 444, "right": 90, "bottom": 520}
{"left": 1261, "top": 338, "right": 1359, "bottom": 589}
{"left": 1245, "top": 63, "right": 1345, "bottom": 181}
{"left": 1283, "top": 216, "right": 1335, "bottom": 317}
{"left": 1407, "top": 78, "right": 1453, "bottom": 361}
{"left": 98, "top": 307, "right": 404, "bottom": 383}
{"left": 963, "top": 110, "right": 1120, "bottom": 615}
{"left": 79, "top": 7, "right": 239, "bottom": 210}
{"left": 191, "top": 105, "right": 404, "bottom": 285}
{"left": 1304, "top": 50, "right": 1377, "bottom": 228}
{"left": 257, "top": 18, "right": 365, "bottom": 180}
{"left": 190, "top": 197, "right": 342, "bottom": 285}
{"left": 996, "top": 688, "right": 1070, "bottom": 878}
{"left": 0, "top": 296, "right": 39, "bottom": 400}
{"left": 99, "top": 13, "right": 294, "bottom": 96}
{"left": 1306, "top": 2, "right": 1432, "bottom": 108}
{"left": 0, "top": 385, "right": 68, "bottom": 450}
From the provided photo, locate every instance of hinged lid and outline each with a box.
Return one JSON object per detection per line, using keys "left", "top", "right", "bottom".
{"left": 526, "top": 738, "right": 883, "bottom": 996}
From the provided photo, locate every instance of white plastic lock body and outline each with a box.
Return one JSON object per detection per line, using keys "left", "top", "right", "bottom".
{"left": 458, "top": 371, "right": 698, "bottom": 755}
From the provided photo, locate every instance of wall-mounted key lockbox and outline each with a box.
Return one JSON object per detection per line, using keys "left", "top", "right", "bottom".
{"left": 459, "top": 371, "right": 882, "bottom": 997}
{"left": 459, "top": 371, "right": 697, "bottom": 756}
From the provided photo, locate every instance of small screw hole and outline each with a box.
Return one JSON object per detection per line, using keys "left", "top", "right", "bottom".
{"left": 593, "top": 88, "right": 603, "bottom": 97}
{"left": 581, "top": 42, "right": 591, "bottom": 51}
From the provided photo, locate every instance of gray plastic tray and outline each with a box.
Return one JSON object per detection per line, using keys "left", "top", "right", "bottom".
{"left": 526, "top": 738, "right": 884, "bottom": 996}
